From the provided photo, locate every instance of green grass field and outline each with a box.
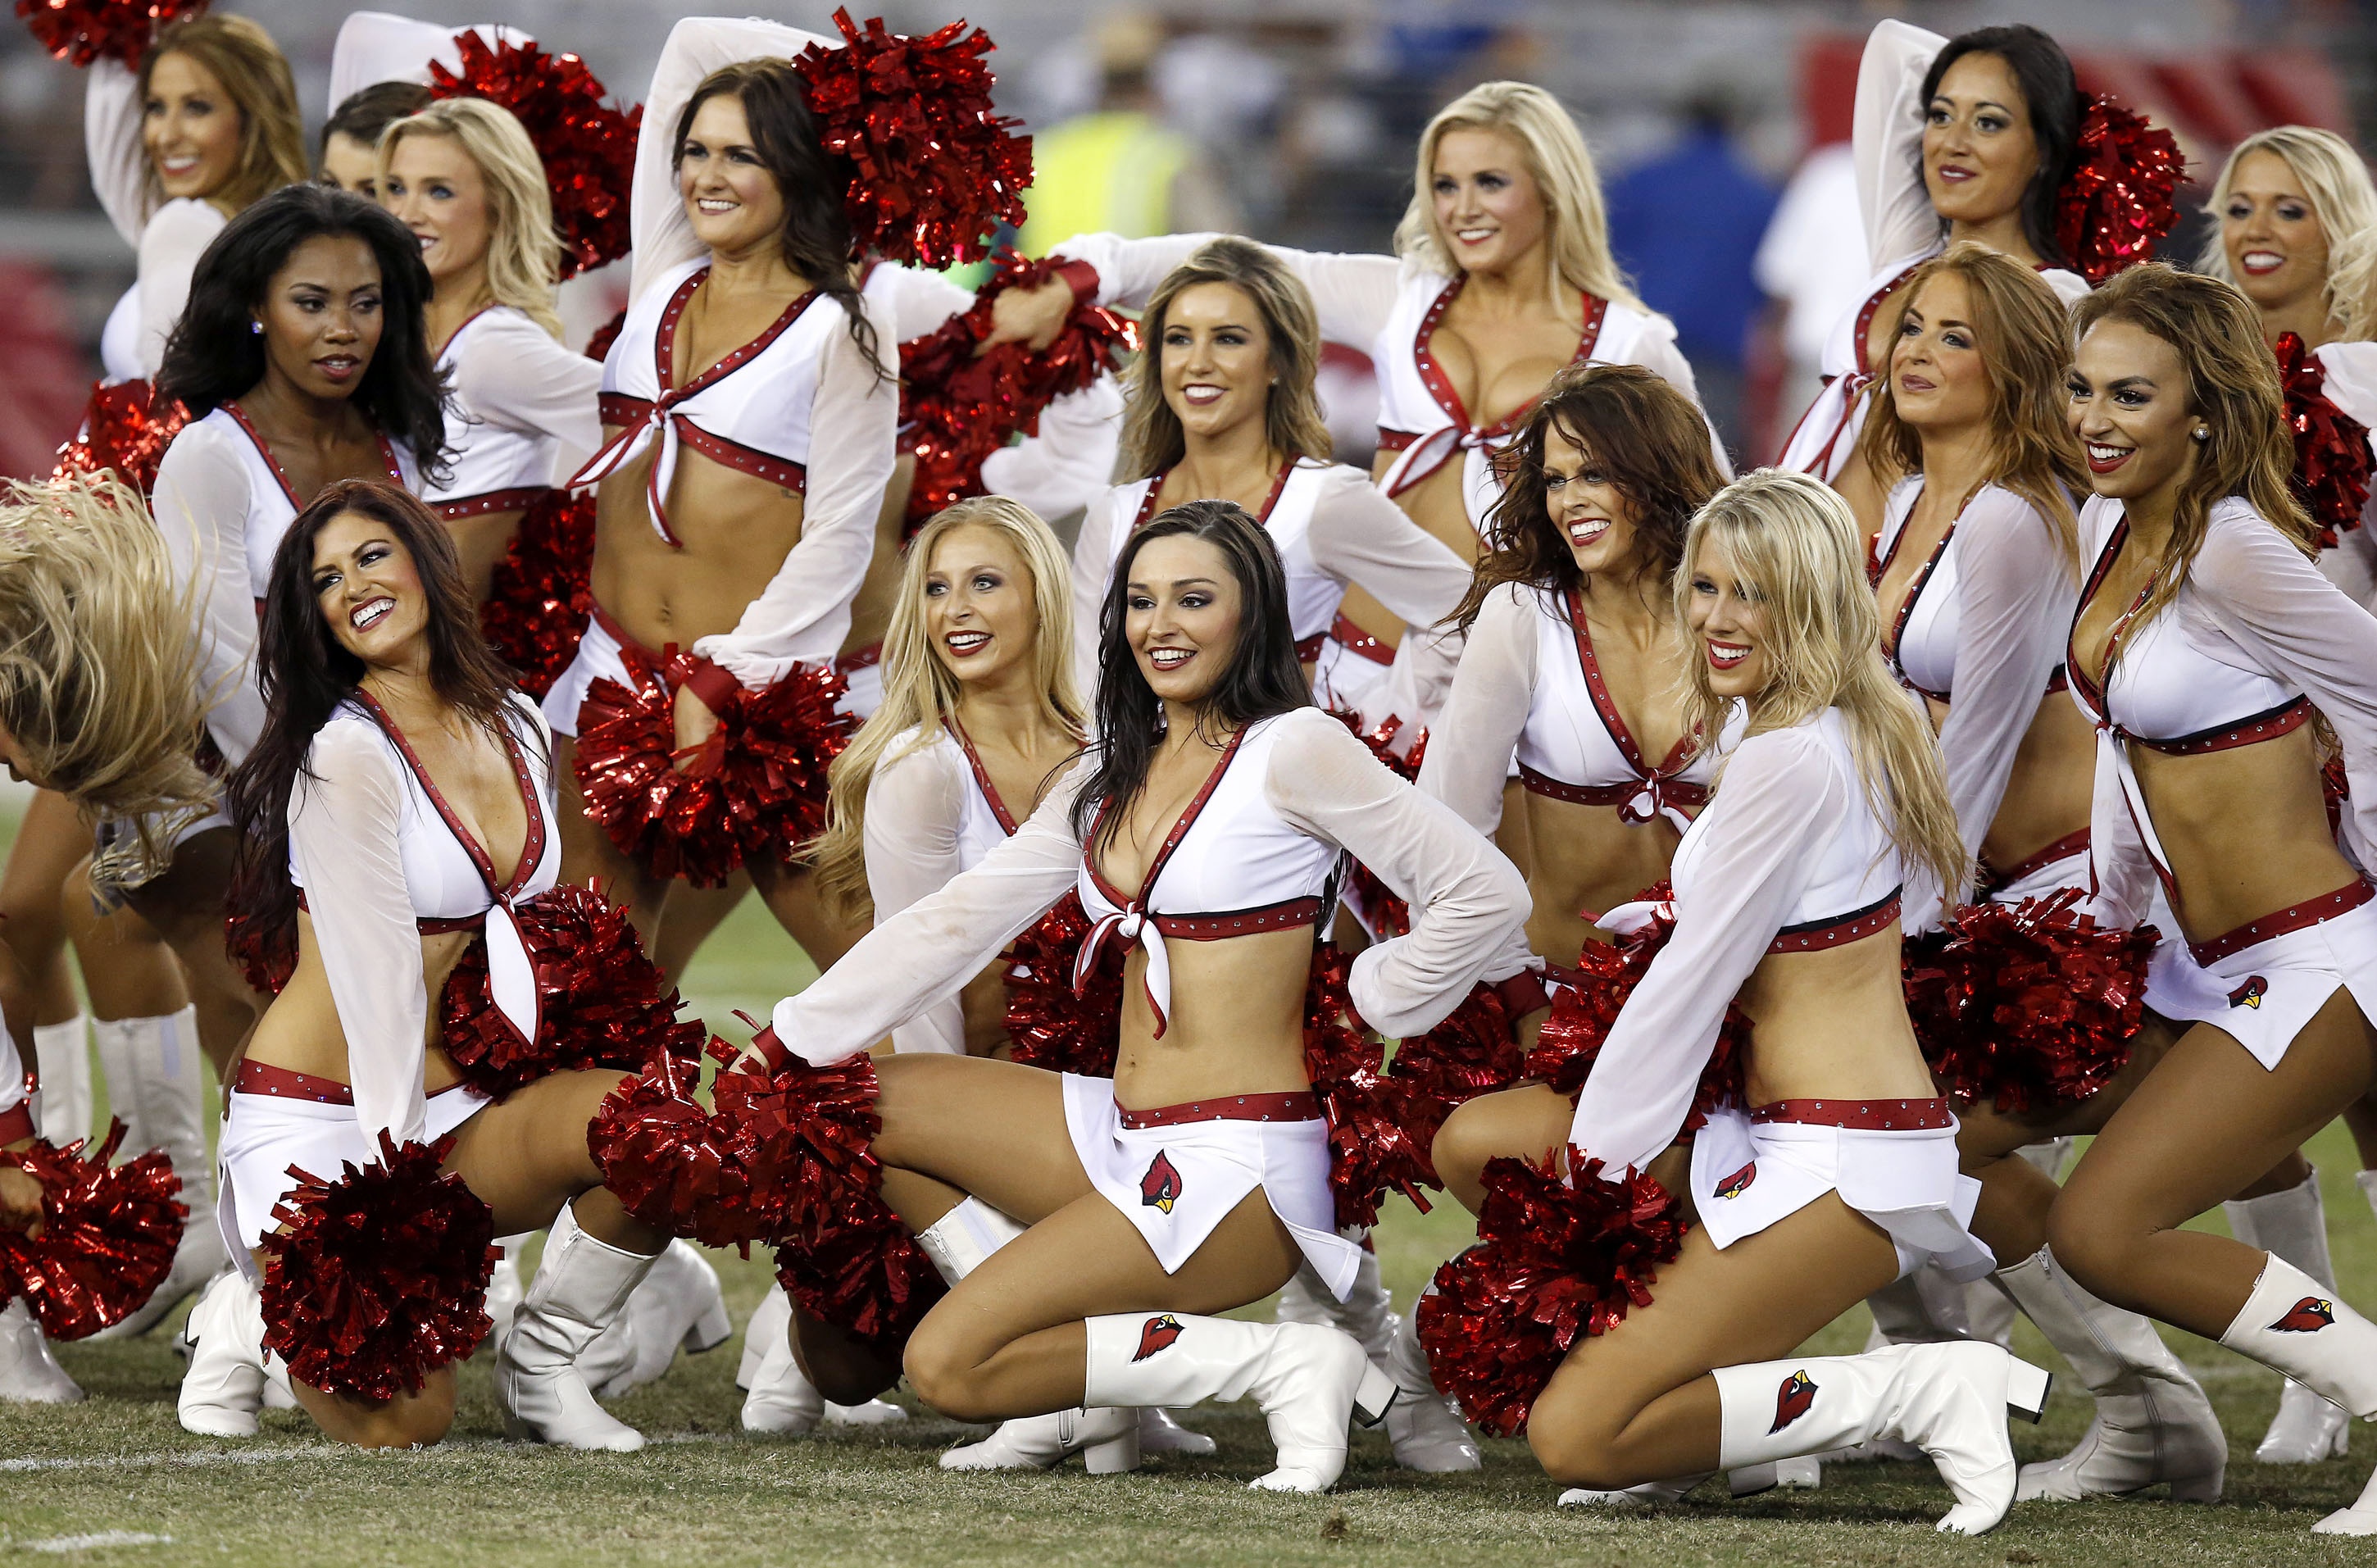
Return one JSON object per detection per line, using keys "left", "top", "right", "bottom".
{"left": 6, "top": 807, "right": 2376, "bottom": 1565}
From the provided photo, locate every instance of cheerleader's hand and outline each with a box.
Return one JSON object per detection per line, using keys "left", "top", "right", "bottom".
{"left": 671, "top": 682, "right": 722, "bottom": 774}
{"left": 0, "top": 1163, "right": 43, "bottom": 1235}
{"left": 981, "top": 275, "right": 1075, "bottom": 354}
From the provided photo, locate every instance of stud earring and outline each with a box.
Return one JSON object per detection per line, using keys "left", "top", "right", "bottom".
{"left": 2192, "top": 426, "right": 2210, "bottom": 443}
{"left": 250, "top": 320, "right": 263, "bottom": 335}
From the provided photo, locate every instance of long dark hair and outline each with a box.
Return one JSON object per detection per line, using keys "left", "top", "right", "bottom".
{"left": 156, "top": 183, "right": 451, "bottom": 481}
{"left": 1453, "top": 362, "right": 1725, "bottom": 634}
{"left": 1071, "top": 499, "right": 1310, "bottom": 846}
{"left": 675, "top": 61, "right": 885, "bottom": 380}
{"left": 225, "top": 480, "right": 531, "bottom": 938}
{"left": 1919, "top": 25, "right": 2082, "bottom": 270}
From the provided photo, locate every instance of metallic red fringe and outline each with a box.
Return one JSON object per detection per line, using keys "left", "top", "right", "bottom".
{"left": 1305, "top": 942, "right": 1434, "bottom": 1227}
{"left": 223, "top": 907, "right": 295, "bottom": 998}
{"left": 1002, "top": 890, "right": 1121, "bottom": 1076}
{"left": 256, "top": 1133, "right": 497, "bottom": 1402}
{"left": 0, "top": 1120, "right": 184, "bottom": 1339}
{"left": 899, "top": 251, "right": 1135, "bottom": 532}
{"left": 1387, "top": 981, "right": 1525, "bottom": 1177}
{"left": 16, "top": 0, "right": 202, "bottom": 67}
{"left": 479, "top": 487, "right": 595, "bottom": 699}
{"left": 795, "top": 9, "right": 1029, "bottom": 270}
{"left": 427, "top": 34, "right": 637, "bottom": 280}
{"left": 2275, "top": 331, "right": 2374, "bottom": 550}
{"left": 1903, "top": 889, "right": 2156, "bottom": 1114}
{"left": 574, "top": 655, "right": 853, "bottom": 887}
{"left": 587, "top": 1047, "right": 779, "bottom": 1250}
{"left": 52, "top": 378, "right": 189, "bottom": 495}
{"left": 583, "top": 308, "right": 627, "bottom": 366}
{"left": 437, "top": 882, "right": 704, "bottom": 1098}
{"left": 1416, "top": 1148, "right": 1685, "bottom": 1437}
{"left": 2054, "top": 96, "right": 2184, "bottom": 287}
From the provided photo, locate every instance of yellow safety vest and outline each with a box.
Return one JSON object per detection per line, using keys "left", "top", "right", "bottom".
{"left": 1017, "top": 111, "right": 1190, "bottom": 256}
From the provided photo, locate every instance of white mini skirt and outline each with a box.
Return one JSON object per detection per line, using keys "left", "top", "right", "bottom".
{"left": 219, "top": 1079, "right": 490, "bottom": 1269}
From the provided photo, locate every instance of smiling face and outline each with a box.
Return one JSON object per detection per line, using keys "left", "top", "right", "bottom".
{"left": 1126, "top": 534, "right": 1243, "bottom": 708}
{"left": 254, "top": 234, "right": 384, "bottom": 402}
{"left": 319, "top": 131, "right": 380, "bottom": 199}
{"left": 679, "top": 93, "right": 784, "bottom": 258}
{"left": 2221, "top": 148, "right": 2331, "bottom": 320}
{"left": 1684, "top": 538, "right": 1770, "bottom": 700}
{"left": 924, "top": 523, "right": 1039, "bottom": 690}
{"left": 381, "top": 134, "right": 492, "bottom": 293}
{"left": 311, "top": 510, "right": 429, "bottom": 670}
{"left": 1430, "top": 125, "right": 1548, "bottom": 277}
{"left": 1922, "top": 52, "right": 2038, "bottom": 228}
{"left": 143, "top": 50, "right": 243, "bottom": 202}
{"left": 2068, "top": 318, "right": 2200, "bottom": 504}
{"left": 1542, "top": 420, "right": 1642, "bottom": 577}
{"left": 1888, "top": 272, "right": 1993, "bottom": 434}
{"left": 1159, "top": 281, "right": 1272, "bottom": 447}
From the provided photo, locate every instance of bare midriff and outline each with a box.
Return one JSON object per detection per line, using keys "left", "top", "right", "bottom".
{"left": 241, "top": 916, "right": 471, "bottom": 1095}
{"left": 589, "top": 429, "right": 807, "bottom": 651}
{"left": 2129, "top": 729, "right": 2357, "bottom": 943}
{"left": 1735, "top": 930, "right": 1939, "bottom": 1107}
{"left": 1106, "top": 923, "right": 1320, "bottom": 1110}
{"left": 1523, "top": 795, "right": 1682, "bottom": 962}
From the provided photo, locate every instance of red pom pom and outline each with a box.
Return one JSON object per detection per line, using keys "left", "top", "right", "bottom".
{"left": 587, "top": 1048, "right": 779, "bottom": 1249}
{"left": 16, "top": 0, "right": 203, "bottom": 67}
{"left": 1388, "top": 981, "right": 1526, "bottom": 1171}
{"left": 1002, "top": 890, "right": 1121, "bottom": 1075}
{"left": 0, "top": 1120, "right": 184, "bottom": 1339}
{"left": 438, "top": 882, "right": 704, "bottom": 1098}
{"left": 573, "top": 654, "right": 853, "bottom": 887}
{"left": 2274, "top": 331, "right": 2375, "bottom": 551}
{"left": 582, "top": 308, "right": 628, "bottom": 367}
{"left": 1905, "top": 889, "right": 2156, "bottom": 1114}
{"left": 52, "top": 378, "right": 189, "bottom": 495}
{"left": 1304, "top": 943, "right": 1434, "bottom": 1228}
{"left": 427, "top": 34, "right": 638, "bottom": 280}
{"left": 899, "top": 252, "right": 1134, "bottom": 531}
{"left": 2053, "top": 96, "right": 2185, "bottom": 287}
{"left": 479, "top": 488, "right": 595, "bottom": 699}
{"left": 794, "top": 9, "right": 1030, "bottom": 270}
{"left": 223, "top": 908, "right": 295, "bottom": 998}
{"left": 256, "top": 1133, "right": 497, "bottom": 1402}
{"left": 1415, "top": 1149, "right": 1685, "bottom": 1436}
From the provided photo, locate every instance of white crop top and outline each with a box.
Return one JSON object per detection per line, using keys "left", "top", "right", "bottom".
{"left": 1566, "top": 707, "right": 1908, "bottom": 1175}
{"left": 422, "top": 306, "right": 602, "bottom": 518}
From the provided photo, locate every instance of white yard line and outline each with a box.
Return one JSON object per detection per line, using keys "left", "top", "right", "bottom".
{"left": 0, "top": 1433, "right": 734, "bottom": 1475}
{"left": 16, "top": 1533, "right": 173, "bottom": 1552}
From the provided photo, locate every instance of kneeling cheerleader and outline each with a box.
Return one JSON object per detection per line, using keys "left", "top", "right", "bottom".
{"left": 187, "top": 480, "right": 696, "bottom": 1450}
{"left": 1425, "top": 470, "right": 2050, "bottom": 1534}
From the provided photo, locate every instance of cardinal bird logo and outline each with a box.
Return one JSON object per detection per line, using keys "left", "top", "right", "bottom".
{"left": 1133, "top": 1314, "right": 1184, "bottom": 1361}
{"left": 1713, "top": 1162, "right": 1757, "bottom": 1200}
{"left": 1769, "top": 1370, "right": 1818, "bottom": 1434}
{"left": 1140, "top": 1151, "right": 1183, "bottom": 1214}
{"left": 2271, "top": 1296, "right": 2337, "bottom": 1333}
{"left": 2229, "top": 975, "right": 2268, "bottom": 1009}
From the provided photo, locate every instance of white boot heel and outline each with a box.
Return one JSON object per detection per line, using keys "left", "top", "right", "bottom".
{"left": 177, "top": 1271, "right": 268, "bottom": 1434}
{"left": 939, "top": 1407, "right": 1140, "bottom": 1471}
{"left": 2005, "top": 1357, "right": 2052, "bottom": 1423}
{"left": 497, "top": 1201, "right": 658, "bottom": 1451}
{"left": 1352, "top": 1359, "right": 1397, "bottom": 1428}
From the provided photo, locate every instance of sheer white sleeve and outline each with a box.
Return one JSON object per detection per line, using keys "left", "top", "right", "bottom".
{"left": 326, "top": 13, "right": 520, "bottom": 113}
{"left": 1935, "top": 489, "right": 2076, "bottom": 866}
{"left": 1263, "top": 711, "right": 1529, "bottom": 1036}
{"left": 981, "top": 375, "right": 1125, "bottom": 523}
{"left": 1853, "top": 19, "right": 1946, "bottom": 272}
{"left": 861, "top": 738, "right": 971, "bottom": 1056}
{"left": 1070, "top": 485, "right": 1128, "bottom": 697}
{"left": 84, "top": 59, "right": 146, "bottom": 248}
{"left": 1411, "top": 587, "right": 1538, "bottom": 984}
{"left": 136, "top": 199, "right": 225, "bottom": 379}
{"left": 289, "top": 722, "right": 429, "bottom": 1150}
{"left": 1305, "top": 467, "right": 1473, "bottom": 632}
{"left": 871, "top": 262, "right": 975, "bottom": 340}
{"left": 630, "top": 16, "right": 834, "bottom": 302}
{"left": 152, "top": 425, "right": 265, "bottom": 765}
{"left": 1050, "top": 232, "right": 1405, "bottom": 350}
{"left": 0, "top": 1021, "right": 25, "bottom": 1131}
{"left": 772, "top": 759, "right": 1090, "bottom": 1063}
{"left": 690, "top": 293, "right": 898, "bottom": 685}
{"left": 1568, "top": 726, "right": 1838, "bottom": 1175}
{"left": 452, "top": 312, "right": 605, "bottom": 479}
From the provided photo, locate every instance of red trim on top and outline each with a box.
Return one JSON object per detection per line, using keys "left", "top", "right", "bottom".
{"left": 1750, "top": 1097, "right": 1953, "bottom": 1130}
{"left": 232, "top": 1059, "right": 357, "bottom": 1104}
{"left": 1517, "top": 762, "right": 1709, "bottom": 815}
{"left": 2189, "top": 878, "right": 2376, "bottom": 967}
{"left": 1116, "top": 1090, "right": 1322, "bottom": 1129}
{"left": 1129, "top": 462, "right": 1297, "bottom": 537}
{"left": 1375, "top": 428, "right": 1420, "bottom": 454}
{"left": 1788, "top": 260, "right": 1929, "bottom": 479}
{"left": 1852, "top": 262, "right": 1928, "bottom": 380}
{"left": 948, "top": 716, "right": 1021, "bottom": 836}
{"left": 1411, "top": 276, "right": 1608, "bottom": 440}
{"left": 0, "top": 1102, "right": 34, "bottom": 1145}
{"left": 657, "top": 267, "right": 818, "bottom": 409}
{"left": 1143, "top": 898, "right": 1324, "bottom": 942}
{"left": 1978, "top": 828, "right": 2092, "bottom": 895}
{"left": 1565, "top": 588, "right": 1700, "bottom": 783}
{"left": 1766, "top": 888, "right": 1902, "bottom": 954}
{"left": 834, "top": 642, "right": 884, "bottom": 675}
{"left": 222, "top": 402, "right": 405, "bottom": 511}
{"left": 2134, "top": 697, "right": 2311, "bottom": 757}
{"left": 433, "top": 302, "right": 501, "bottom": 364}
{"left": 430, "top": 485, "right": 549, "bottom": 523}
{"left": 2066, "top": 515, "right": 2151, "bottom": 725}
{"left": 1325, "top": 612, "right": 1393, "bottom": 666}
{"left": 1872, "top": 484, "right": 1957, "bottom": 704}
{"left": 1086, "top": 729, "right": 1248, "bottom": 915}
{"left": 347, "top": 688, "right": 543, "bottom": 903}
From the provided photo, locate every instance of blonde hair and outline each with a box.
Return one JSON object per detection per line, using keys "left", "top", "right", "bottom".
{"left": 811, "top": 498, "right": 1085, "bottom": 923}
{"left": 1393, "top": 80, "right": 1642, "bottom": 310}
{"left": 1677, "top": 470, "right": 1969, "bottom": 902}
{"left": 1857, "top": 243, "right": 2085, "bottom": 570}
{"left": 0, "top": 474, "right": 216, "bottom": 890}
{"left": 377, "top": 98, "right": 565, "bottom": 340}
{"left": 138, "top": 15, "right": 308, "bottom": 216}
{"left": 2200, "top": 126, "right": 2377, "bottom": 344}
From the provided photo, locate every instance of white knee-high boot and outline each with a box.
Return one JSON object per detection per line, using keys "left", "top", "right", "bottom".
{"left": 0, "top": 1300, "right": 82, "bottom": 1404}
{"left": 2216, "top": 1256, "right": 2377, "bottom": 1536}
{"left": 1279, "top": 1234, "right": 1479, "bottom": 1475}
{"left": 90, "top": 1007, "right": 224, "bottom": 1338}
{"left": 2225, "top": 1167, "right": 2352, "bottom": 1463}
{"left": 1993, "top": 1247, "right": 2225, "bottom": 1501}
{"left": 486, "top": 1234, "right": 529, "bottom": 1348}
{"left": 497, "top": 1200, "right": 659, "bottom": 1451}
{"left": 1714, "top": 1342, "right": 2049, "bottom": 1535}
{"left": 584, "top": 1240, "right": 733, "bottom": 1399}
{"left": 1084, "top": 1312, "right": 1394, "bottom": 1493}
{"left": 30, "top": 1016, "right": 90, "bottom": 1146}
{"left": 177, "top": 1270, "right": 291, "bottom": 1436}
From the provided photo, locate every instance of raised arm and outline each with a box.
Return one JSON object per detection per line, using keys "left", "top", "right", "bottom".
{"left": 1414, "top": 588, "right": 1537, "bottom": 838}
{"left": 861, "top": 737, "right": 972, "bottom": 1056}
{"left": 1264, "top": 709, "right": 1529, "bottom": 1036}
{"left": 84, "top": 59, "right": 147, "bottom": 248}
{"left": 152, "top": 427, "right": 265, "bottom": 765}
{"left": 452, "top": 312, "right": 605, "bottom": 479}
{"left": 289, "top": 722, "right": 429, "bottom": 1149}
{"left": 1049, "top": 232, "right": 1406, "bottom": 351}
{"left": 1852, "top": 18, "right": 1947, "bottom": 273}
{"left": 980, "top": 375, "right": 1127, "bottom": 525}
{"left": 326, "top": 12, "right": 520, "bottom": 112}
{"left": 1068, "top": 485, "right": 1128, "bottom": 698}
{"left": 1306, "top": 468, "right": 1474, "bottom": 630}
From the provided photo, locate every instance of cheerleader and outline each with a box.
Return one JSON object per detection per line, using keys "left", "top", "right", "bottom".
{"left": 2197, "top": 125, "right": 2377, "bottom": 1466}
{"left": 183, "top": 480, "right": 675, "bottom": 1450}
{"left": 319, "top": 82, "right": 430, "bottom": 199}
{"left": 737, "top": 499, "right": 1524, "bottom": 1489}
{"left": 1493, "top": 470, "right": 2047, "bottom": 1535}
{"left": 2047, "top": 264, "right": 2377, "bottom": 1538}
{"left": 1858, "top": 243, "right": 2223, "bottom": 1500}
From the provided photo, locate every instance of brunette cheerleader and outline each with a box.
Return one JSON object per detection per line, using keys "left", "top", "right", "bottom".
{"left": 2045, "top": 264, "right": 2377, "bottom": 1538}
{"left": 733, "top": 499, "right": 1525, "bottom": 1489}
{"left": 1457, "top": 470, "right": 2047, "bottom": 1534}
